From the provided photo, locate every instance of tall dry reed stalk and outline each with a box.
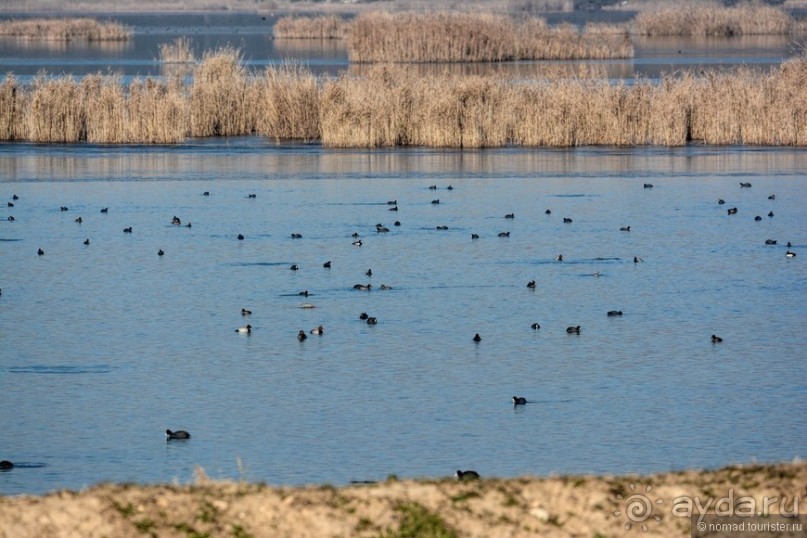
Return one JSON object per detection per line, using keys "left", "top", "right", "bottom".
{"left": 634, "top": 2, "right": 794, "bottom": 36}
{"left": 159, "top": 37, "right": 195, "bottom": 64}
{"left": 0, "top": 17, "right": 132, "bottom": 41}
{"left": 0, "top": 53, "right": 804, "bottom": 146}
{"left": 347, "top": 12, "right": 632, "bottom": 63}
{"left": 256, "top": 64, "right": 320, "bottom": 141}
{"left": 190, "top": 48, "right": 257, "bottom": 137}
{"left": 272, "top": 15, "right": 350, "bottom": 39}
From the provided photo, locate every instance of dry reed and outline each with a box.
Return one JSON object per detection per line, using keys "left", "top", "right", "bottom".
{"left": 272, "top": 15, "right": 350, "bottom": 39}
{"left": 256, "top": 64, "right": 320, "bottom": 141}
{"left": 0, "top": 52, "right": 804, "bottom": 147}
{"left": 159, "top": 37, "right": 195, "bottom": 64}
{"left": 189, "top": 47, "right": 257, "bottom": 137}
{"left": 634, "top": 2, "right": 795, "bottom": 36}
{"left": 347, "top": 12, "right": 633, "bottom": 63}
{"left": 0, "top": 17, "right": 132, "bottom": 41}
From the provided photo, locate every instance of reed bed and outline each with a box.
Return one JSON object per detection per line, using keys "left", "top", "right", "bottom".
{"left": 634, "top": 2, "right": 795, "bottom": 36}
{"left": 347, "top": 12, "right": 633, "bottom": 63}
{"left": 272, "top": 15, "right": 350, "bottom": 40}
{"left": 0, "top": 17, "right": 132, "bottom": 41}
{"left": 0, "top": 52, "right": 804, "bottom": 147}
{"left": 159, "top": 37, "right": 195, "bottom": 64}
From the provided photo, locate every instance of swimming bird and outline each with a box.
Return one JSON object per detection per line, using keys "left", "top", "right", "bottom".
{"left": 634, "top": 256, "right": 643, "bottom": 263}
{"left": 37, "top": 248, "right": 44, "bottom": 256}
{"left": 248, "top": 193, "right": 257, "bottom": 199}
{"left": 431, "top": 199, "right": 440, "bottom": 204}
{"left": 185, "top": 222, "right": 192, "bottom": 228}
{"left": 527, "top": 280, "right": 536, "bottom": 288}
{"left": 531, "top": 323, "right": 541, "bottom": 330}
{"left": 290, "top": 264, "right": 299, "bottom": 271}
{"left": 718, "top": 199, "right": 725, "bottom": 205}
{"left": 786, "top": 251, "right": 796, "bottom": 258}
{"left": 300, "top": 303, "right": 316, "bottom": 309}
{"left": 473, "top": 333, "right": 481, "bottom": 342}
{"left": 323, "top": 261, "right": 332, "bottom": 268}
{"left": 203, "top": 191, "right": 210, "bottom": 196}
{"left": 566, "top": 326, "right": 581, "bottom": 334}
{"left": 352, "top": 232, "right": 360, "bottom": 238}
{"left": 7, "top": 216, "right": 14, "bottom": 221}
{"left": 11, "top": 194, "right": 18, "bottom": 200}
{"left": 352, "top": 239, "right": 363, "bottom": 246}
{"left": 740, "top": 182, "right": 752, "bottom": 188}
{"left": 787, "top": 242, "right": 792, "bottom": 248}
{"left": 754, "top": 216, "right": 762, "bottom": 221}
{"left": 644, "top": 183, "right": 653, "bottom": 189}
{"left": 0, "top": 460, "right": 13, "bottom": 470}
{"left": 377, "top": 225, "right": 390, "bottom": 232}
{"left": 512, "top": 396, "right": 527, "bottom": 405}
{"left": 298, "top": 330, "right": 307, "bottom": 341}
{"left": 366, "top": 269, "right": 372, "bottom": 277}
{"left": 158, "top": 249, "right": 164, "bottom": 256}
{"left": 555, "top": 254, "right": 563, "bottom": 262}
{"left": 60, "top": 206, "right": 68, "bottom": 211}
{"left": 241, "top": 308, "right": 252, "bottom": 316}
{"left": 394, "top": 221, "right": 401, "bottom": 226}
{"left": 768, "top": 211, "right": 774, "bottom": 217}
{"left": 620, "top": 226, "right": 630, "bottom": 232}
{"left": 166, "top": 429, "right": 191, "bottom": 440}
{"left": 607, "top": 311, "right": 623, "bottom": 317}
{"left": 387, "top": 200, "right": 397, "bottom": 205}
{"left": 291, "top": 233, "right": 302, "bottom": 239}
{"left": 236, "top": 324, "right": 252, "bottom": 334}
{"left": 366, "top": 317, "right": 378, "bottom": 325}
{"left": 711, "top": 334, "right": 723, "bottom": 343}
{"left": 75, "top": 217, "right": 82, "bottom": 224}
{"left": 6, "top": 202, "right": 12, "bottom": 207}
{"left": 379, "top": 284, "right": 392, "bottom": 290}
{"left": 100, "top": 207, "right": 108, "bottom": 213}
{"left": 768, "top": 194, "right": 775, "bottom": 200}
{"left": 171, "top": 216, "right": 181, "bottom": 225}
{"left": 471, "top": 234, "right": 479, "bottom": 239}
{"left": 563, "top": 217, "right": 573, "bottom": 223}
{"left": 123, "top": 227, "right": 132, "bottom": 233}
{"left": 436, "top": 225, "right": 448, "bottom": 230}
{"left": 498, "top": 231, "right": 510, "bottom": 237}
{"left": 447, "top": 185, "right": 453, "bottom": 190}
{"left": 727, "top": 207, "right": 738, "bottom": 215}
{"left": 310, "top": 325, "right": 324, "bottom": 335}
{"left": 456, "top": 470, "right": 480, "bottom": 480}
{"left": 428, "top": 185, "right": 437, "bottom": 190}
{"left": 83, "top": 239, "right": 90, "bottom": 245}
{"left": 505, "top": 213, "right": 514, "bottom": 219}
{"left": 545, "top": 209, "right": 551, "bottom": 214}
{"left": 388, "top": 206, "right": 398, "bottom": 211}
{"left": 353, "top": 283, "right": 372, "bottom": 291}
{"left": 237, "top": 234, "right": 244, "bottom": 240}
{"left": 765, "top": 239, "right": 777, "bottom": 245}
{"left": 359, "top": 312, "right": 369, "bottom": 320}
{"left": 298, "top": 290, "right": 309, "bottom": 297}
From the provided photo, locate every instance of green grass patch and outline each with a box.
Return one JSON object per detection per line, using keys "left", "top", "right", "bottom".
{"left": 383, "top": 502, "right": 457, "bottom": 538}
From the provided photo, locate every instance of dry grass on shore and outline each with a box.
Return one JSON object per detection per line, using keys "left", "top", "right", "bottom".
{"left": 347, "top": 12, "right": 633, "bottom": 63}
{"left": 0, "top": 50, "right": 805, "bottom": 147}
{"left": 634, "top": 2, "right": 796, "bottom": 36}
{"left": 159, "top": 37, "right": 195, "bottom": 64}
{"left": 0, "top": 17, "right": 131, "bottom": 41}
{"left": 0, "top": 461, "right": 803, "bottom": 538}
{"left": 272, "top": 15, "right": 350, "bottom": 40}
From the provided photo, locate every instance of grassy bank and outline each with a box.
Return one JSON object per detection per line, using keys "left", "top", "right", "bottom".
{"left": 272, "top": 15, "right": 350, "bottom": 39}
{"left": 1, "top": 50, "right": 805, "bottom": 146}
{"left": 0, "top": 461, "right": 803, "bottom": 538}
{"left": 0, "top": 17, "right": 131, "bottom": 41}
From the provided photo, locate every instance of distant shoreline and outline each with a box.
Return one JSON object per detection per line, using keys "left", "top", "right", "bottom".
{"left": 1, "top": 460, "right": 804, "bottom": 537}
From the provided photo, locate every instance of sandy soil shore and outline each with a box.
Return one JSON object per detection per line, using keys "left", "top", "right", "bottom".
{"left": 0, "top": 461, "right": 804, "bottom": 537}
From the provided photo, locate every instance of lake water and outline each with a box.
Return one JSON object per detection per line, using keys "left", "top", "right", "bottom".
{"left": 0, "top": 12, "right": 805, "bottom": 496}
{"left": 1, "top": 140, "right": 805, "bottom": 496}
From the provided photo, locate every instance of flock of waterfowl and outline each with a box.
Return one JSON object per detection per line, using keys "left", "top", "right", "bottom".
{"left": 1, "top": 177, "right": 797, "bottom": 479}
